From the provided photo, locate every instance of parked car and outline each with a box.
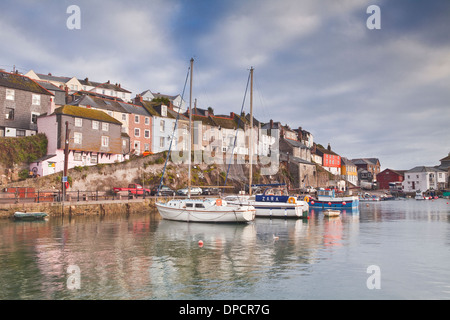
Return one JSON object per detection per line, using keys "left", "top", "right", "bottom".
{"left": 177, "top": 187, "right": 203, "bottom": 196}
{"left": 113, "top": 184, "right": 151, "bottom": 196}
{"left": 202, "top": 187, "right": 220, "bottom": 195}
{"left": 150, "top": 185, "right": 176, "bottom": 196}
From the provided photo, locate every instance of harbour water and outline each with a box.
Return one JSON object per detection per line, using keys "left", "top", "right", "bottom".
{"left": 0, "top": 199, "right": 449, "bottom": 300}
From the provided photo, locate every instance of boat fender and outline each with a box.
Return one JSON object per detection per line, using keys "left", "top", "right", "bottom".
{"left": 288, "top": 197, "right": 296, "bottom": 204}
{"left": 216, "top": 198, "right": 222, "bottom": 206}
{"left": 304, "top": 196, "right": 309, "bottom": 203}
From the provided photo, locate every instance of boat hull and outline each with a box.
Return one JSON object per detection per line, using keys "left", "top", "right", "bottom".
{"left": 252, "top": 202, "right": 309, "bottom": 218}
{"left": 309, "top": 197, "right": 359, "bottom": 209}
{"left": 155, "top": 203, "right": 255, "bottom": 223}
{"left": 323, "top": 209, "right": 341, "bottom": 217}
{"left": 13, "top": 212, "right": 48, "bottom": 220}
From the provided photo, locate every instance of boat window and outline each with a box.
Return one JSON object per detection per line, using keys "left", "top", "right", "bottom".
{"left": 186, "top": 203, "right": 193, "bottom": 208}
{"left": 195, "top": 203, "right": 205, "bottom": 208}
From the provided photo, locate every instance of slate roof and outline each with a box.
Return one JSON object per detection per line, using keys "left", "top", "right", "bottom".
{"left": 0, "top": 71, "right": 53, "bottom": 95}
{"left": 53, "top": 105, "right": 122, "bottom": 125}
{"left": 406, "top": 166, "right": 445, "bottom": 173}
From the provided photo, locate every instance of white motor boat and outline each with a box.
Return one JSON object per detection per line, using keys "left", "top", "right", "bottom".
{"left": 224, "top": 184, "right": 309, "bottom": 219}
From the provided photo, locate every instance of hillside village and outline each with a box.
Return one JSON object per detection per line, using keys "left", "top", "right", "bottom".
{"left": 0, "top": 68, "right": 449, "bottom": 194}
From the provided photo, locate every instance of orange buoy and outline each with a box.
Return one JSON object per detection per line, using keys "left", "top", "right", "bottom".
{"left": 198, "top": 240, "right": 204, "bottom": 247}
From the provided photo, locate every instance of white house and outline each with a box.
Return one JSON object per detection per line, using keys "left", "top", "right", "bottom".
{"left": 140, "top": 90, "right": 186, "bottom": 113}
{"left": 402, "top": 166, "right": 448, "bottom": 192}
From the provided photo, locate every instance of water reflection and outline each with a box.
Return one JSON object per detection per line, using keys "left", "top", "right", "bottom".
{"left": 1, "top": 199, "right": 449, "bottom": 299}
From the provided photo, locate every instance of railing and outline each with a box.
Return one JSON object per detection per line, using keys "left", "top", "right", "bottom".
{"left": 0, "top": 189, "right": 212, "bottom": 205}
{"left": 0, "top": 189, "right": 149, "bottom": 205}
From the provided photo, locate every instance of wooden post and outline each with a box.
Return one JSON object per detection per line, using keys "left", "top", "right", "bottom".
{"left": 249, "top": 67, "right": 254, "bottom": 196}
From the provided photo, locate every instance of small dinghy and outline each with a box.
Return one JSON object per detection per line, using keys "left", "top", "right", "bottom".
{"left": 13, "top": 211, "right": 48, "bottom": 221}
{"left": 323, "top": 209, "right": 341, "bottom": 217}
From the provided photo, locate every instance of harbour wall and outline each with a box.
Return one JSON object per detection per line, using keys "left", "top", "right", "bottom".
{"left": 0, "top": 198, "right": 158, "bottom": 219}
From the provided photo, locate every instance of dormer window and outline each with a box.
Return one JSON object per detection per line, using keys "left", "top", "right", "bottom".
{"left": 161, "top": 105, "right": 167, "bottom": 117}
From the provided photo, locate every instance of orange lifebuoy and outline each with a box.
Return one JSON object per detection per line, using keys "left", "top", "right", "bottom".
{"left": 288, "top": 197, "right": 296, "bottom": 204}
{"left": 304, "top": 196, "right": 309, "bottom": 203}
{"left": 216, "top": 198, "right": 222, "bottom": 206}
{"left": 65, "top": 181, "right": 70, "bottom": 189}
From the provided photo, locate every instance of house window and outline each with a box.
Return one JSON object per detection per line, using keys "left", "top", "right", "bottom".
{"left": 102, "top": 123, "right": 109, "bottom": 131}
{"left": 32, "top": 94, "right": 41, "bottom": 105}
{"left": 101, "top": 136, "right": 109, "bottom": 147}
{"left": 145, "top": 117, "right": 150, "bottom": 125}
{"left": 135, "top": 115, "right": 139, "bottom": 123}
{"left": 92, "top": 121, "right": 99, "bottom": 130}
{"left": 6, "top": 108, "right": 14, "bottom": 120}
{"left": 6, "top": 89, "right": 14, "bottom": 100}
{"left": 144, "top": 143, "right": 150, "bottom": 151}
{"left": 134, "top": 128, "right": 140, "bottom": 137}
{"left": 74, "top": 152, "right": 82, "bottom": 161}
{"left": 160, "top": 137, "right": 165, "bottom": 148}
{"left": 31, "top": 112, "right": 39, "bottom": 124}
{"left": 16, "top": 130, "right": 26, "bottom": 137}
{"left": 74, "top": 132, "right": 82, "bottom": 144}
{"left": 122, "top": 114, "right": 127, "bottom": 121}
{"left": 160, "top": 120, "right": 165, "bottom": 132}
{"left": 90, "top": 154, "right": 98, "bottom": 164}
{"left": 144, "top": 130, "right": 150, "bottom": 138}
{"left": 75, "top": 118, "right": 83, "bottom": 127}
{"left": 161, "top": 105, "right": 167, "bottom": 117}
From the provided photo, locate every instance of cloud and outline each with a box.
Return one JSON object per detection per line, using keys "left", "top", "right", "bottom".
{"left": 1, "top": 0, "right": 449, "bottom": 170}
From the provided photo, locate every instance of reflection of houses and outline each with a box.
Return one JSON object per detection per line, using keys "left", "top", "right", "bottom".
{"left": 376, "top": 168, "right": 405, "bottom": 190}
{"left": 0, "top": 71, "right": 54, "bottom": 137}
{"left": 31, "top": 105, "right": 127, "bottom": 176}
{"left": 402, "top": 166, "right": 448, "bottom": 192}
{"left": 340, "top": 157, "right": 358, "bottom": 187}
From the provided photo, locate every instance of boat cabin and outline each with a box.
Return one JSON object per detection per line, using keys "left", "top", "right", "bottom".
{"left": 255, "top": 184, "right": 292, "bottom": 203}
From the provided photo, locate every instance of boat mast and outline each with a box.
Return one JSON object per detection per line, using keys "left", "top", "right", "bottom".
{"left": 249, "top": 67, "right": 254, "bottom": 196}
{"left": 188, "top": 58, "right": 194, "bottom": 199}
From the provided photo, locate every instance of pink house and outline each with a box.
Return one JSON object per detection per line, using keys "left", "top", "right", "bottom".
{"left": 30, "top": 104, "right": 129, "bottom": 177}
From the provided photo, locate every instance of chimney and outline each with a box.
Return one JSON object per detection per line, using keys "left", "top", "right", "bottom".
{"left": 230, "top": 112, "right": 234, "bottom": 118}
{"left": 107, "top": 80, "right": 110, "bottom": 84}
{"left": 48, "top": 73, "right": 52, "bottom": 76}
{"left": 327, "top": 143, "right": 331, "bottom": 151}
{"left": 312, "top": 142, "right": 317, "bottom": 154}
{"left": 298, "top": 127, "right": 303, "bottom": 141}
{"left": 134, "top": 94, "right": 143, "bottom": 104}
{"left": 270, "top": 119, "right": 273, "bottom": 129}
{"left": 48, "top": 96, "right": 56, "bottom": 114}
{"left": 85, "top": 77, "right": 88, "bottom": 82}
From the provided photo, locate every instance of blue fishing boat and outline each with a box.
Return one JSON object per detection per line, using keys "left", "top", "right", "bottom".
{"left": 307, "top": 189, "right": 359, "bottom": 210}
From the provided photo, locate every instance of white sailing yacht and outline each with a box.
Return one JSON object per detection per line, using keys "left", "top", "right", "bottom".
{"left": 223, "top": 68, "right": 309, "bottom": 219}
{"left": 155, "top": 59, "right": 256, "bottom": 223}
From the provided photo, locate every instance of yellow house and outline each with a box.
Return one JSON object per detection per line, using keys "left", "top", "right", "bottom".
{"left": 341, "top": 157, "right": 358, "bottom": 186}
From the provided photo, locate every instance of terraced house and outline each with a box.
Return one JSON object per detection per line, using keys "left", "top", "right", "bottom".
{"left": 0, "top": 70, "right": 53, "bottom": 137}
{"left": 30, "top": 105, "right": 127, "bottom": 176}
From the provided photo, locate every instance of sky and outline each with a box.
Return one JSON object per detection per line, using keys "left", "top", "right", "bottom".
{"left": 1, "top": 0, "right": 449, "bottom": 170}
